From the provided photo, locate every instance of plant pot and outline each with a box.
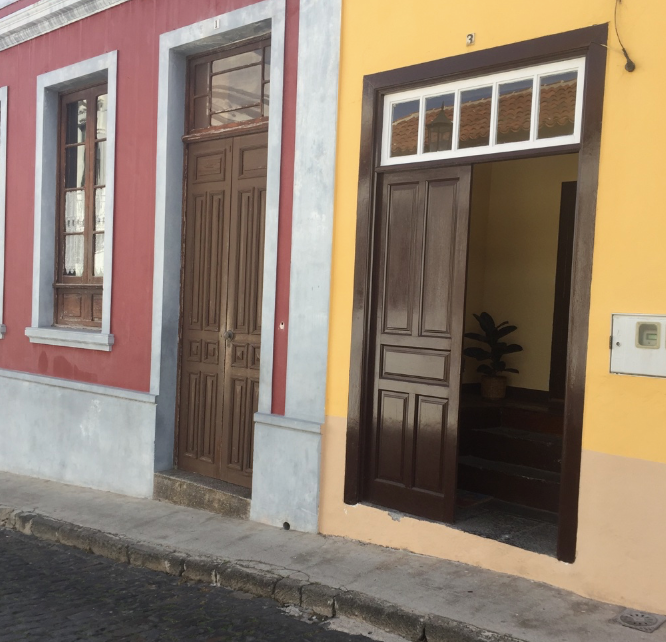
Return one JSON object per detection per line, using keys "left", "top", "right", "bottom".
{"left": 480, "top": 375, "right": 507, "bottom": 401}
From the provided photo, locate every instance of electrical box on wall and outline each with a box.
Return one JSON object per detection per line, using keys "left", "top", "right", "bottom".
{"left": 610, "top": 314, "right": 666, "bottom": 377}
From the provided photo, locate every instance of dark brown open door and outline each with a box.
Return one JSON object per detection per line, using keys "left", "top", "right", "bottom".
{"left": 177, "top": 131, "right": 267, "bottom": 488}
{"left": 363, "top": 165, "right": 471, "bottom": 522}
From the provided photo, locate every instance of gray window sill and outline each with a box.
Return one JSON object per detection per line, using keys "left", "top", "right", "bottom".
{"left": 25, "top": 327, "right": 114, "bottom": 352}
{"left": 0, "top": 324, "right": 5, "bottom": 339}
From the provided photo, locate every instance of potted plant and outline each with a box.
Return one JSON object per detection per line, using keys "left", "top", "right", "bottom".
{"left": 463, "top": 312, "right": 523, "bottom": 400}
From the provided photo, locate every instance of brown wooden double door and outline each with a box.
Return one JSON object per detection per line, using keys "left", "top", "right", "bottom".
{"left": 177, "top": 131, "right": 267, "bottom": 487}
{"left": 363, "top": 166, "right": 471, "bottom": 522}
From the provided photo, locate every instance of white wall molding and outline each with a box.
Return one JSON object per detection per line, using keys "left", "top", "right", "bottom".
{"left": 24, "top": 326, "right": 115, "bottom": 351}
{"left": 150, "top": 0, "right": 285, "bottom": 473}
{"left": 0, "top": 368, "right": 156, "bottom": 497}
{"left": 0, "top": 367, "right": 156, "bottom": 403}
{"left": 0, "top": 0, "right": 130, "bottom": 51}
{"left": 254, "top": 412, "right": 321, "bottom": 435}
{"left": 0, "top": 86, "right": 7, "bottom": 339}
{"left": 27, "top": 51, "right": 117, "bottom": 351}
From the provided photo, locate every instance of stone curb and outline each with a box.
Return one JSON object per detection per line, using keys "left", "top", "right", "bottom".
{"left": 0, "top": 507, "right": 526, "bottom": 642}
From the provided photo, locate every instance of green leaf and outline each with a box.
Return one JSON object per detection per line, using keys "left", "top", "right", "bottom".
{"left": 496, "top": 325, "right": 518, "bottom": 338}
{"left": 504, "top": 368, "right": 519, "bottom": 374}
{"left": 463, "top": 347, "right": 492, "bottom": 361}
{"left": 491, "top": 342, "right": 507, "bottom": 355}
{"left": 497, "top": 321, "right": 509, "bottom": 328}
{"left": 477, "top": 364, "right": 494, "bottom": 375}
{"left": 476, "top": 312, "right": 497, "bottom": 337}
{"left": 464, "top": 332, "right": 487, "bottom": 343}
{"left": 503, "top": 344, "right": 523, "bottom": 354}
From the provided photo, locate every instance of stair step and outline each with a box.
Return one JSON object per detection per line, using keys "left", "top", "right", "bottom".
{"left": 462, "top": 426, "right": 562, "bottom": 472}
{"left": 500, "top": 406, "right": 563, "bottom": 435}
{"left": 458, "top": 456, "right": 560, "bottom": 512}
{"left": 153, "top": 469, "right": 250, "bottom": 520}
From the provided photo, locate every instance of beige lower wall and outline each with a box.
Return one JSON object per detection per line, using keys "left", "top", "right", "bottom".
{"left": 319, "top": 414, "right": 666, "bottom": 613}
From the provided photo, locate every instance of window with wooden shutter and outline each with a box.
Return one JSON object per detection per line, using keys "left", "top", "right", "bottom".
{"left": 55, "top": 83, "right": 108, "bottom": 328}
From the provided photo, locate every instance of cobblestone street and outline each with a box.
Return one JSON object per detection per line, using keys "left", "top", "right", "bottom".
{"left": 0, "top": 530, "right": 377, "bottom": 642}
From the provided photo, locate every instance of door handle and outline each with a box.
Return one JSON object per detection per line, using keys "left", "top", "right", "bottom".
{"left": 223, "top": 330, "right": 235, "bottom": 341}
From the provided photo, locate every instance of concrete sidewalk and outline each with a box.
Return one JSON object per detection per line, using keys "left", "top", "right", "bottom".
{"left": 0, "top": 471, "right": 662, "bottom": 642}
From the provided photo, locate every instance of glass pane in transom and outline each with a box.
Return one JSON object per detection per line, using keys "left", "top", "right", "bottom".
{"left": 459, "top": 86, "right": 492, "bottom": 149}
{"left": 212, "top": 49, "right": 261, "bottom": 74}
{"left": 264, "top": 46, "right": 271, "bottom": 80}
{"left": 66, "top": 100, "right": 87, "bottom": 144}
{"left": 263, "top": 81, "right": 270, "bottom": 114}
{"left": 390, "top": 99, "right": 419, "bottom": 157}
{"left": 211, "top": 106, "right": 262, "bottom": 126}
{"left": 211, "top": 66, "right": 262, "bottom": 114}
{"left": 423, "top": 93, "right": 454, "bottom": 153}
{"left": 497, "top": 79, "right": 533, "bottom": 144}
{"left": 538, "top": 71, "right": 577, "bottom": 139}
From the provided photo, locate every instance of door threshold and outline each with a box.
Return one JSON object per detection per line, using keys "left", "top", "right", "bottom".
{"left": 154, "top": 469, "right": 250, "bottom": 520}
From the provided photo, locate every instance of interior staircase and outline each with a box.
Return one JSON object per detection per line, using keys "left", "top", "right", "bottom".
{"left": 458, "top": 397, "right": 563, "bottom": 513}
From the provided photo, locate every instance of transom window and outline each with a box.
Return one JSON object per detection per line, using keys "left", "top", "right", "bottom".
{"left": 382, "top": 58, "right": 585, "bottom": 165}
{"left": 188, "top": 39, "right": 271, "bottom": 132}
{"left": 55, "top": 83, "right": 108, "bottom": 328}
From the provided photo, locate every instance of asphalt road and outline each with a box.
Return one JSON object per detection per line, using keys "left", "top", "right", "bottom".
{"left": 0, "top": 530, "right": 377, "bottom": 642}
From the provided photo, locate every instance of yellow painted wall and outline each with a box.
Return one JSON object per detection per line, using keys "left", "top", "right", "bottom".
{"left": 464, "top": 155, "right": 579, "bottom": 390}
{"left": 323, "top": 0, "right": 666, "bottom": 612}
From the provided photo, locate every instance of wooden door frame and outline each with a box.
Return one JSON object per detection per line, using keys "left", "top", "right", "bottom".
{"left": 549, "top": 181, "right": 578, "bottom": 403}
{"left": 344, "top": 24, "right": 608, "bottom": 563}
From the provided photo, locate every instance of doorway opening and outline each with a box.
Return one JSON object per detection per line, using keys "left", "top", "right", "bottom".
{"left": 455, "top": 153, "right": 578, "bottom": 555}
{"left": 344, "top": 25, "right": 607, "bottom": 565}
{"left": 174, "top": 37, "right": 271, "bottom": 491}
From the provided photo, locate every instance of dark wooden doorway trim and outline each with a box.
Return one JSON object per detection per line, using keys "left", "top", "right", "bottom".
{"left": 549, "top": 181, "right": 577, "bottom": 402}
{"left": 344, "top": 24, "right": 608, "bottom": 563}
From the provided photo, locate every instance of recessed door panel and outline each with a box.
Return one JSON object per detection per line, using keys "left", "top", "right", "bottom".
{"left": 376, "top": 391, "right": 409, "bottom": 483}
{"left": 413, "top": 396, "right": 447, "bottom": 493}
{"left": 421, "top": 180, "right": 456, "bottom": 336}
{"left": 382, "top": 183, "right": 418, "bottom": 334}
{"left": 364, "top": 166, "right": 471, "bottom": 522}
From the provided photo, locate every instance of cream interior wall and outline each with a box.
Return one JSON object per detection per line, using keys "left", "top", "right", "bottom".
{"left": 463, "top": 164, "right": 491, "bottom": 384}
{"left": 464, "top": 155, "right": 579, "bottom": 390}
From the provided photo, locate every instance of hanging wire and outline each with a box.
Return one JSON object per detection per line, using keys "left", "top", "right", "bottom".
{"left": 615, "top": 0, "right": 636, "bottom": 71}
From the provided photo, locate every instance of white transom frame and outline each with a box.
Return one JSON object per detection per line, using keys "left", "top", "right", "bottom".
{"left": 381, "top": 57, "right": 586, "bottom": 166}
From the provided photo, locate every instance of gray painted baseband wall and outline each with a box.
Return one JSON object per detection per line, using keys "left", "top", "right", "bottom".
{"left": 250, "top": 0, "right": 342, "bottom": 534}
{"left": 0, "top": 368, "right": 156, "bottom": 497}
